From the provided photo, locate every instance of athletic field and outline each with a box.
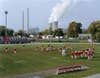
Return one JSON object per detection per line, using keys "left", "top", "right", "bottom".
{"left": 0, "top": 43, "right": 100, "bottom": 78}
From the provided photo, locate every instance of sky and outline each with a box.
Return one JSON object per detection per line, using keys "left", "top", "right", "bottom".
{"left": 0, "top": 0, "right": 100, "bottom": 31}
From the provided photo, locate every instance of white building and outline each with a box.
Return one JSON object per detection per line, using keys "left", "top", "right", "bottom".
{"left": 78, "top": 34, "right": 92, "bottom": 39}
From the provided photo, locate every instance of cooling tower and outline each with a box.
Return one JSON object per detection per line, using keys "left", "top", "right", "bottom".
{"left": 52, "top": 21, "right": 58, "bottom": 31}
{"left": 48, "top": 21, "right": 58, "bottom": 31}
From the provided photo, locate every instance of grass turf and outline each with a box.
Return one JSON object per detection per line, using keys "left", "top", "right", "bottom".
{"left": 0, "top": 43, "right": 100, "bottom": 78}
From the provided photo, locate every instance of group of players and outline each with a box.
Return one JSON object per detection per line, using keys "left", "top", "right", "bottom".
{"left": 4, "top": 47, "right": 17, "bottom": 54}
{"left": 36, "top": 44, "right": 95, "bottom": 60}
{"left": 35, "top": 45, "right": 72, "bottom": 53}
{"left": 70, "top": 48, "right": 95, "bottom": 60}
{"left": 3, "top": 44, "right": 95, "bottom": 60}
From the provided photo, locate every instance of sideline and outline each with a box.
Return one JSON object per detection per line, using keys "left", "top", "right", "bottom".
{"left": 0, "top": 42, "right": 100, "bottom": 46}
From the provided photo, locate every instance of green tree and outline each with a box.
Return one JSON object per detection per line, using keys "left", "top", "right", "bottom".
{"left": 76, "top": 23, "right": 82, "bottom": 34}
{"left": 53, "top": 28, "right": 64, "bottom": 37}
{"left": 42, "top": 29, "right": 49, "bottom": 35}
{"left": 96, "top": 32, "right": 100, "bottom": 42}
{"left": 88, "top": 20, "right": 100, "bottom": 40}
{"left": 48, "top": 26, "right": 53, "bottom": 35}
{"left": 53, "top": 28, "right": 64, "bottom": 42}
{"left": 67, "top": 22, "right": 82, "bottom": 38}
{"left": 7, "top": 29, "right": 14, "bottom": 36}
{"left": 38, "top": 32, "right": 43, "bottom": 35}
{"left": 15, "top": 30, "right": 27, "bottom": 37}
{"left": 0, "top": 26, "right": 14, "bottom": 36}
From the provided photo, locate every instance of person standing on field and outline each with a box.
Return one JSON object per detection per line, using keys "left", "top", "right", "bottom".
{"left": 62, "top": 47, "right": 66, "bottom": 56}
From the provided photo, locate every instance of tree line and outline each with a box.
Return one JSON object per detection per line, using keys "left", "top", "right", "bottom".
{"left": 0, "top": 20, "right": 100, "bottom": 42}
{"left": 0, "top": 26, "right": 29, "bottom": 37}
{"left": 40, "top": 20, "right": 100, "bottom": 42}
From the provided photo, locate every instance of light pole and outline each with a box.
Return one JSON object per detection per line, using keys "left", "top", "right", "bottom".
{"left": 5, "top": 11, "right": 8, "bottom": 37}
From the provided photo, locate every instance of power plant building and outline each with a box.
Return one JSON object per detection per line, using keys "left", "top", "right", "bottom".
{"left": 48, "top": 21, "right": 58, "bottom": 31}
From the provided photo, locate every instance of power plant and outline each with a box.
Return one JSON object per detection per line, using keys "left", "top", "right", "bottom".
{"left": 48, "top": 21, "right": 58, "bottom": 31}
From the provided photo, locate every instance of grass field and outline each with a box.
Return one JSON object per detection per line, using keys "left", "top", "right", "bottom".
{"left": 0, "top": 43, "right": 100, "bottom": 78}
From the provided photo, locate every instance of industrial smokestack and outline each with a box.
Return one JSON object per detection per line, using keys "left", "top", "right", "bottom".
{"left": 27, "top": 8, "right": 29, "bottom": 33}
{"left": 22, "top": 11, "right": 24, "bottom": 31}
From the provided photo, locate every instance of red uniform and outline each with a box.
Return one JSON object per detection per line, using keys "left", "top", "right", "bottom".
{"left": 71, "top": 52, "right": 74, "bottom": 59}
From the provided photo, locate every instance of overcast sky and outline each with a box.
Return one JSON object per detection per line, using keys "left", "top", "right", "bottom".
{"left": 0, "top": 0, "right": 100, "bottom": 31}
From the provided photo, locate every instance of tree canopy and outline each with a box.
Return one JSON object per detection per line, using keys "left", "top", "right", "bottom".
{"left": 67, "top": 21, "right": 82, "bottom": 38}
{"left": 53, "top": 28, "right": 64, "bottom": 37}
{"left": 88, "top": 20, "right": 100, "bottom": 41}
{"left": 0, "top": 26, "right": 14, "bottom": 36}
{"left": 14, "top": 30, "right": 29, "bottom": 37}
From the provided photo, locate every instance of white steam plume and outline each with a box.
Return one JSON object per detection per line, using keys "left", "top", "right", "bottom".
{"left": 48, "top": 0, "right": 93, "bottom": 23}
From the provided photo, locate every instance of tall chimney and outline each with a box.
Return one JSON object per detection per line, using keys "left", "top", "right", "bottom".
{"left": 27, "top": 8, "right": 29, "bottom": 33}
{"left": 22, "top": 11, "right": 24, "bottom": 31}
